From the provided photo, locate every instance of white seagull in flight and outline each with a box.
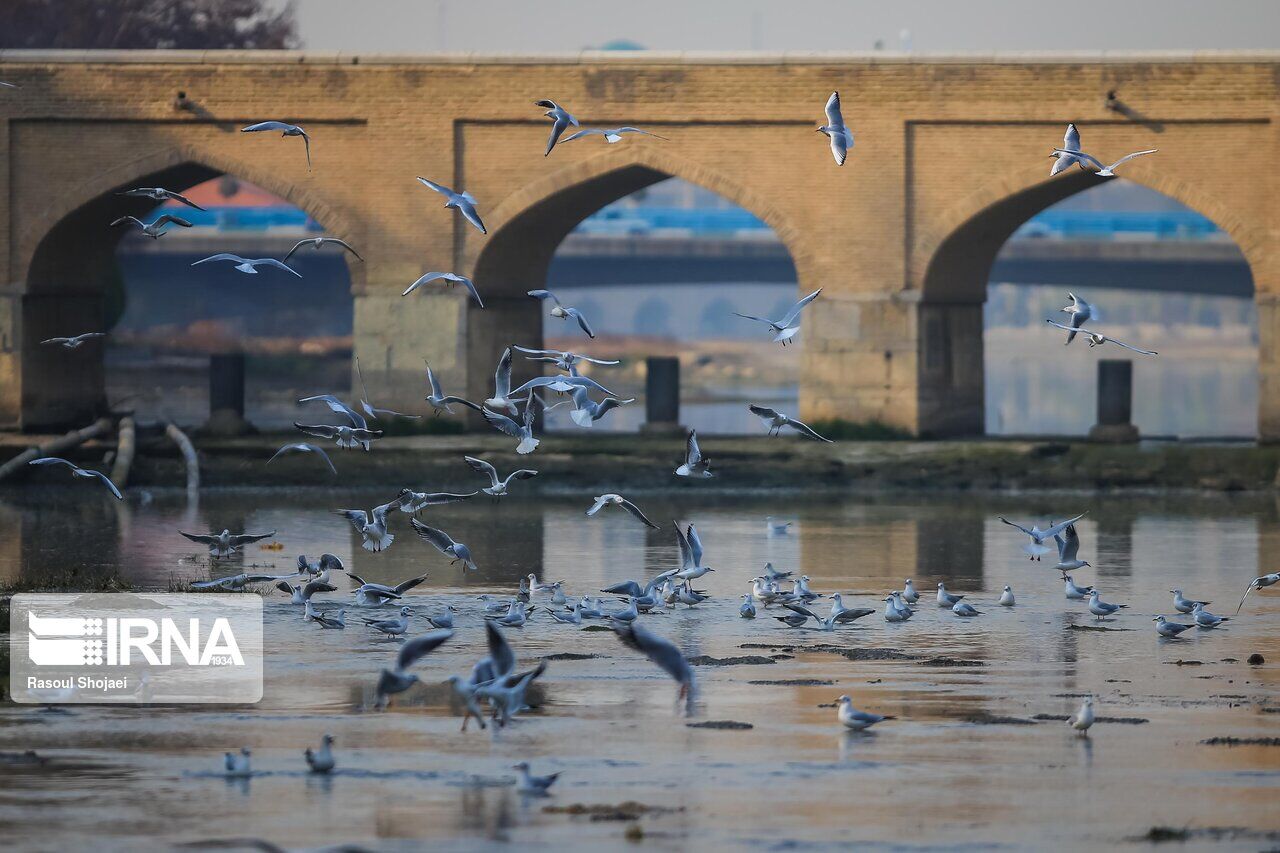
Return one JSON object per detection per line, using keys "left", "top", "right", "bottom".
{"left": 403, "top": 271, "right": 484, "bottom": 307}
{"left": 241, "top": 121, "right": 312, "bottom": 170}
{"left": 192, "top": 254, "right": 302, "bottom": 277}
{"left": 734, "top": 289, "right": 822, "bottom": 345}
{"left": 1045, "top": 321, "right": 1157, "bottom": 355}
{"left": 534, "top": 99, "right": 579, "bottom": 155}
{"left": 416, "top": 176, "right": 486, "bottom": 234}
{"left": 1051, "top": 146, "right": 1157, "bottom": 177}
{"left": 562, "top": 126, "right": 668, "bottom": 145}
{"left": 816, "top": 91, "right": 854, "bottom": 166}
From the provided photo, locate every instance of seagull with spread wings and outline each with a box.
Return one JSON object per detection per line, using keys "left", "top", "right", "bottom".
{"left": 464, "top": 455, "right": 538, "bottom": 499}
{"left": 27, "top": 457, "right": 123, "bottom": 499}
{"left": 416, "top": 176, "right": 486, "bottom": 234}
{"left": 111, "top": 214, "right": 192, "bottom": 239}
{"left": 527, "top": 289, "right": 596, "bottom": 339}
{"left": 402, "top": 271, "right": 484, "bottom": 307}
{"left": 747, "top": 405, "right": 833, "bottom": 442}
{"left": 514, "top": 346, "right": 620, "bottom": 371}
{"left": 283, "top": 236, "right": 363, "bottom": 263}
{"left": 192, "top": 253, "right": 302, "bottom": 277}
{"left": 179, "top": 528, "right": 277, "bottom": 558}
{"left": 562, "top": 126, "right": 669, "bottom": 145}
{"left": 241, "top": 120, "right": 312, "bottom": 170}
{"left": 612, "top": 622, "right": 694, "bottom": 709}
{"left": 1051, "top": 146, "right": 1157, "bottom": 177}
{"left": 534, "top": 99, "right": 579, "bottom": 155}
{"left": 116, "top": 186, "right": 206, "bottom": 210}
{"left": 816, "top": 91, "right": 854, "bottom": 166}
{"left": 585, "top": 493, "right": 659, "bottom": 529}
{"left": 40, "top": 332, "right": 105, "bottom": 349}
{"left": 267, "top": 442, "right": 337, "bottom": 475}
{"left": 335, "top": 497, "right": 405, "bottom": 552}
{"left": 998, "top": 513, "right": 1088, "bottom": 560}
{"left": 374, "top": 629, "right": 453, "bottom": 709}
{"left": 1050, "top": 124, "right": 1088, "bottom": 176}
{"left": 482, "top": 389, "right": 542, "bottom": 455}
{"left": 484, "top": 347, "right": 519, "bottom": 416}
{"left": 734, "top": 288, "right": 822, "bottom": 345}
{"left": 411, "top": 518, "right": 478, "bottom": 571}
{"left": 1045, "top": 320, "right": 1158, "bottom": 355}
{"left": 424, "top": 362, "right": 484, "bottom": 415}
{"left": 675, "top": 430, "right": 712, "bottom": 478}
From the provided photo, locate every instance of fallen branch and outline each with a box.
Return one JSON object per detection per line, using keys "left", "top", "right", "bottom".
{"left": 0, "top": 418, "right": 113, "bottom": 482}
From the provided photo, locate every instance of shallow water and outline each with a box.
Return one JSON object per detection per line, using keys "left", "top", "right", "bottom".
{"left": 1, "top": 488, "right": 1279, "bottom": 851}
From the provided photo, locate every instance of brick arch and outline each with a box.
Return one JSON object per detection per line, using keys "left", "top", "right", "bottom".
{"left": 19, "top": 142, "right": 363, "bottom": 291}
{"left": 916, "top": 161, "right": 1264, "bottom": 300}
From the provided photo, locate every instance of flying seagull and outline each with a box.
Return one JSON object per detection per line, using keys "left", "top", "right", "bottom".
{"left": 510, "top": 373, "right": 616, "bottom": 398}
{"left": 335, "top": 497, "right": 404, "bottom": 552}
{"left": 40, "top": 332, "right": 105, "bottom": 349}
{"left": 568, "top": 386, "right": 633, "bottom": 428}
{"left": 1236, "top": 572, "right": 1280, "bottom": 614}
{"left": 535, "top": 99, "right": 579, "bottom": 155}
{"left": 111, "top": 214, "right": 192, "bottom": 239}
{"left": 527, "top": 289, "right": 595, "bottom": 339}
{"left": 998, "top": 513, "right": 1087, "bottom": 560}
{"left": 375, "top": 629, "right": 453, "bottom": 708}
{"left": 675, "top": 430, "right": 712, "bottom": 478}
{"left": 402, "top": 271, "right": 484, "bottom": 307}
{"left": 355, "top": 354, "right": 420, "bottom": 420}
{"left": 734, "top": 289, "right": 822, "bottom": 345}
{"left": 612, "top": 621, "right": 694, "bottom": 709}
{"left": 294, "top": 422, "right": 383, "bottom": 451}
{"left": 1056, "top": 292, "right": 1094, "bottom": 345}
{"left": 1052, "top": 523, "right": 1090, "bottom": 574}
{"left": 395, "top": 487, "right": 476, "bottom": 516}
{"left": 416, "top": 176, "right": 486, "bottom": 234}
{"left": 1045, "top": 321, "right": 1157, "bottom": 355}
{"left": 424, "top": 362, "right": 483, "bottom": 415}
{"left": 179, "top": 528, "right": 277, "bottom": 558}
{"left": 283, "top": 237, "right": 363, "bottom": 263}
{"left": 816, "top": 91, "right": 854, "bottom": 166}
{"left": 346, "top": 571, "right": 428, "bottom": 606}
{"left": 194, "top": 573, "right": 292, "bottom": 591}
{"left": 116, "top": 187, "right": 206, "bottom": 210}
{"left": 780, "top": 602, "right": 875, "bottom": 631}
{"left": 514, "top": 346, "right": 620, "bottom": 371}
{"left": 586, "top": 493, "right": 659, "bottom": 529}
{"left": 267, "top": 442, "right": 337, "bottom": 474}
{"left": 27, "top": 457, "right": 123, "bottom": 499}
{"left": 485, "top": 347, "right": 518, "bottom": 416}
{"left": 275, "top": 579, "right": 338, "bottom": 604}
{"left": 192, "top": 254, "right": 302, "bottom": 277}
{"left": 483, "top": 390, "right": 542, "bottom": 455}
{"left": 747, "top": 405, "right": 833, "bottom": 442}
{"left": 297, "top": 393, "right": 367, "bottom": 429}
{"left": 1050, "top": 124, "right": 1087, "bottom": 176}
{"left": 411, "top": 519, "right": 478, "bottom": 571}
{"left": 562, "top": 126, "right": 668, "bottom": 145}
{"left": 0, "top": 81, "right": 20, "bottom": 89}
{"left": 464, "top": 455, "right": 538, "bottom": 498}
{"left": 1052, "top": 147, "right": 1158, "bottom": 177}
{"left": 241, "top": 121, "right": 311, "bottom": 170}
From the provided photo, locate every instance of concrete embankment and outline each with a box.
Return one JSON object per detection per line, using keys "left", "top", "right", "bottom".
{"left": 1, "top": 431, "right": 1277, "bottom": 494}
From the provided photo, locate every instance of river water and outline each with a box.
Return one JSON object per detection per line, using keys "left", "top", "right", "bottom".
{"left": 1, "top": 488, "right": 1278, "bottom": 851}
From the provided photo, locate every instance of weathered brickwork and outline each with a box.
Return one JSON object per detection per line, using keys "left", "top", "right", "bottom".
{"left": 0, "top": 51, "right": 1275, "bottom": 435}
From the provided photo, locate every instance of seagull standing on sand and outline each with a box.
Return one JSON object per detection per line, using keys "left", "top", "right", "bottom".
{"left": 1087, "top": 590, "right": 1127, "bottom": 619}
{"left": 816, "top": 91, "right": 854, "bottom": 166}
{"left": 403, "top": 271, "right": 485, "bottom": 307}
{"left": 1053, "top": 147, "right": 1158, "bottom": 177}
{"left": 1069, "top": 697, "right": 1095, "bottom": 736}
{"left": 936, "top": 582, "right": 965, "bottom": 607}
{"left": 836, "top": 695, "right": 891, "bottom": 731}
{"left": 40, "top": 332, "right": 105, "bottom": 349}
{"left": 334, "top": 498, "right": 404, "bottom": 552}
{"left": 586, "top": 494, "right": 660, "bottom": 529}
{"left": 675, "top": 430, "right": 712, "bottom": 478}
{"left": 902, "top": 580, "right": 920, "bottom": 603}
{"left": 535, "top": 99, "right": 579, "bottom": 155}
{"left": 116, "top": 186, "right": 206, "bottom": 209}
{"left": 1190, "top": 602, "right": 1229, "bottom": 629}
{"left": 734, "top": 289, "right": 822, "bottom": 345}
{"left": 1064, "top": 575, "right": 1094, "bottom": 600}
{"left": 747, "top": 405, "right": 833, "bottom": 442}
{"left": 425, "top": 363, "right": 484, "bottom": 416}
{"left": 1171, "top": 589, "right": 1210, "bottom": 615}
{"left": 513, "top": 762, "right": 560, "bottom": 794}
{"left": 193, "top": 253, "right": 302, "bottom": 277}
{"left": 241, "top": 121, "right": 312, "bottom": 169}
{"left": 411, "top": 519, "right": 478, "bottom": 571}
{"left": 111, "top": 214, "right": 192, "bottom": 239}
{"left": 465, "top": 455, "right": 538, "bottom": 499}
{"left": 999, "top": 585, "right": 1016, "bottom": 606}
{"left": 883, "top": 596, "right": 910, "bottom": 622}
{"left": 178, "top": 528, "right": 276, "bottom": 558}
{"left": 740, "top": 594, "right": 757, "bottom": 618}
{"left": 1050, "top": 124, "right": 1086, "bottom": 176}
{"left": 527, "top": 289, "right": 596, "bottom": 339}
{"left": 416, "top": 176, "right": 486, "bottom": 234}
{"left": 364, "top": 606, "right": 414, "bottom": 638}
{"left": 283, "top": 237, "right": 363, "bottom": 263}
{"left": 267, "top": 442, "right": 337, "bottom": 475}
{"left": 998, "top": 513, "right": 1088, "bottom": 560}
{"left": 27, "top": 458, "right": 123, "bottom": 499}
{"left": 1045, "top": 321, "right": 1158, "bottom": 356}
{"left": 1237, "top": 572, "right": 1280, "bottom": 613}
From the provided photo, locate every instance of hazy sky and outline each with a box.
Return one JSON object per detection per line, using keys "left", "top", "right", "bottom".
{"left": 291, "top": 0, "right": 1280, "bottom": 53}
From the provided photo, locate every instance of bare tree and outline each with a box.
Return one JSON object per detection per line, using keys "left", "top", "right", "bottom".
{"left": 0, "top": 0, "right": 299, "bottom": 50}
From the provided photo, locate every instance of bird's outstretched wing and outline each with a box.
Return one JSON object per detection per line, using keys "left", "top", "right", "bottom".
{"left": 997, "top": 517, "right": 1036, "bottom": 537}
{"left": 824, "top": 91, "right": 844, "bottom": 129}
{"left": 464, "top": 455, "right": 500, "bottom": 487}
{"left": 1040, "top": 514, "right": 1087, "bottom": 540}
{"left": 416, "top": 176, "right": 454, "bottom": 197}
{"left": 619, "top": 497, "right": 660, "bottom": 529}
{"left": 191, "top": 253, "right": 246, "bottom": 267}
{"left": 84, "top": 470, "right": 124, "bottom": 500}
{"left": 612, "top": 622, "right": 692, "bottom": 687}
{"left": 396, "top": 629, "right": 454, "bottom": 671}
{"left": 482, "top": 407, "right": 524, "bottom": 439}
{"left": 178, "top": 531, "right": 220, "bottom": 545}
{"left": 780, "top": 289, "right": 823, "bottom": 327}
{"left": 154, "top": 214, "right": 193, "bottom": 228}
{"left": 1105, "top": 338, "right": 1158, "bottom": 356}
{"left": 686, "top": 430, "right": 703, "bottom": 465}
{"left": 28, "top": 457, "right": 78, "bottom": 471}
{"left": 785, "top": 417, "right": 833, "bottom": 443}
{"left": 241, "top": 121, "right": 294, "bottom": 133}
{"left": 1055, "top": 148, "right": 1106, "bottom": 171}
{"left": 460, "top": 276, "right": 485, "bottom": 308}
{"left": 686, "top": 523, "right": 705, "bottom": 568}
{"left": 526, "top": 289, "right": 562, "bottom": 307}
{"left": 733, "top": 311, "right": 772, "bottom": 325}
{"left": 268, "top": 443, "right": 337, "bottom": 474}
{"left": 410, "top": 518, "right": 458, "bottom": 553}
{"left": 166, "top": 190, "right": 206, "bottom": 211}
{"left": 456, "top": 200, "right": 487, "bottom": 235}
{"left": 256, "top": 258, "right": 302, "bottom": 277}
{"left": 485, "top": 620, "right": 516, "bottom": 679}
{"left": 111, "top": 216, "right": 144, "bottom": 229}
{"left": 1107, "top": 149, "right": 1158, "bottom": 170}
{"left": 294, "top": 422, "right": 339, "bottom": 440}
{"left": 748, "top": 404, "right": 781, "bottom": 421}
{"left": 494, "top": 347, "right": 513, "bottom": 398}
{"left": 227, "top": 530, "right": 277, "bottom": 547}
{"left": 783, "top": 602, "right": 820, "bottom": 621}
{"left": 566, "top": 308, "right": 595, "bottom": 339}
{"left": 586, "top": 495, "right": 610, "bottom": 516}
{"left": 392, "top": 574, "right": 429, "bottom": 595}
{"left": 333, "top": 510, "right": 369, "bottom": 532}
{"left": 297, "top": 394, "right": 367, "bottom": 429}
{"left": 674, "top": 521, "right": 695, "bottom": 569}
{"left": 834, "top": 608, "right": 875, "bottom": 623}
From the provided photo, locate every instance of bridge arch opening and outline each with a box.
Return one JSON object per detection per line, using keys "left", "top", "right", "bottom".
{"left": 920, "top": 174, "right": 1256, "bottom": 439}
{"left": 470, "top": 165, "right": 802, "bottom": 434}
{"left": 20, "top": 160, "right": 356, "bottom": 430}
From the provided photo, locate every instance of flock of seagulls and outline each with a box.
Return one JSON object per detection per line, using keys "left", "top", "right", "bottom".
{"left": 7, "top": 77, "right": 1272, "bottom": 789}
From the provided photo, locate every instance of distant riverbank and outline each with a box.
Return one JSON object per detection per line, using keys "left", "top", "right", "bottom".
{"left": 1, "top": 431, "right": 1277, "bottom": 494}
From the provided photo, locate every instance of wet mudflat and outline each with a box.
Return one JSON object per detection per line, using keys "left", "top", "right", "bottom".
{"left": 0, "top": 489, "right": 1278, "bottom": 851}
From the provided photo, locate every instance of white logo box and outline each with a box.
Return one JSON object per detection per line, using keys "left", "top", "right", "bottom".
{"left": 9, "top": 593, "right": 263, "bottom": 704}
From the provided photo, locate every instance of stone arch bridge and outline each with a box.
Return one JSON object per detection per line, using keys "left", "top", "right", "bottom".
{"left": 0, "top": 50, "right": 1276, "bottom": 436}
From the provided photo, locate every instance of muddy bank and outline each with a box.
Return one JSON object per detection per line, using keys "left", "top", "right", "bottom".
{"left": 2, "top": 431, "right": 1278, "bottom": 493}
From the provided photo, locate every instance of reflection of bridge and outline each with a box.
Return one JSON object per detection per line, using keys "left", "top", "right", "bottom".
{"left": 3, "top": 51, "right": 1279, "bottom": 437}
